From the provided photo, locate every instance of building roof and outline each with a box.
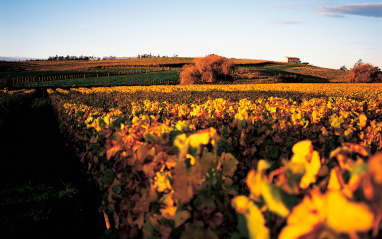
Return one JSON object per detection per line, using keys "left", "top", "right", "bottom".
{"left": 284, "top": 57, "right": 300, "bottom": 59}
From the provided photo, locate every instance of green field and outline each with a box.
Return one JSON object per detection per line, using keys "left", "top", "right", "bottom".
{"left": 13, "top": 70, "right": 180, "bottom": 88}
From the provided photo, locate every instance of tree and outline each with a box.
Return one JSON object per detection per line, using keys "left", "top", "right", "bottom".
{"left": 354, "top": 59, "right": 363, "bottom": 67}
{"left": 179, "top": 54, "right": 234, "bottom": 84}
{"left": 339, "top": 65, "right": 348, "bottom": 71}
{"left": 347, "top": 63, "right": 382, "bottom": 83}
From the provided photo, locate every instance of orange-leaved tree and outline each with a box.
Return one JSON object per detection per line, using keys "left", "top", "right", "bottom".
{"left": 180, "top": 54, "right": 234, "bottom": 84}
{"left": 347, "top": 62, "right": 382, "bottom": 83}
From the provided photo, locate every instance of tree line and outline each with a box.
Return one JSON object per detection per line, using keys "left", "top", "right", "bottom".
{"left": 47, "top": 55, "right": 104, "bottom": 61}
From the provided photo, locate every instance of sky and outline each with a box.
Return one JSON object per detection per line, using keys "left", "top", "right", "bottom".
{"left": 0, "top": 0, "right": 381, "bottom": 69}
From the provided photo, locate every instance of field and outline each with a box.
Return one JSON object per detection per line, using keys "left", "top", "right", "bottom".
{"left": 235, "top": 63, "right": 348, "bottom": 82}
{"left": 1, "top": 58, "right": 349, "bottom": 89}
{"left": 1, "top": 57, "right": 381, "bottom": 239}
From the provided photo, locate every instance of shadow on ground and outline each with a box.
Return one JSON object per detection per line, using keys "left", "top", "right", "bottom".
{"left": 0, "top": 93, "right": 105, "bottom": 239}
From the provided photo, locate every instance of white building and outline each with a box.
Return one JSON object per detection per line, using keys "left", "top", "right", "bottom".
{"left": 282, "top": 57, "right": 301, "bottom": 64}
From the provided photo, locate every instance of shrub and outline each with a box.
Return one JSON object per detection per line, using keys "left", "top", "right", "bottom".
{"left": 347, "top": 63, "right": 382, "bottom": 83}
{"left": 180, "top": 55, "right": 234, "bottom": 84}
{"left": 276, "top": 73, "right": 303, "bottom": 83}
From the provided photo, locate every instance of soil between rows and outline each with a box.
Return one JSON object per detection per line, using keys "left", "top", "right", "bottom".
{"left": 0, "top": 92, "right": 105, "bottom": 239}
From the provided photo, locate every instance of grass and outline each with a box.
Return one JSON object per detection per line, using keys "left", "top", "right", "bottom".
{"left": 0, "top": 182, "right": 77, "bottom": 227}
{"left": 235, "top": 62, "right": 346, "bottom": 83}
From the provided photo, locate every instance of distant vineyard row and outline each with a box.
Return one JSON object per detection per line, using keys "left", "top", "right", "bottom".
{"left": 11, "top": 68, "right": 175, "bottom": 88}
{"left": 12, "top": 71, "right": 180, "bottom": 89}
{"left": 1, "top": 57, "right": 270, "bottom": 72}
{"left": 48, "top": 83, "right": 382, "bottom": 238}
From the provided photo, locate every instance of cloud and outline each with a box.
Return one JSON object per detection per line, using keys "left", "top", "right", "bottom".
{"left": 315, "top": 12, "right": 344, "bottom": 18}
{"left": 270, "top": 21, "right": 302, "bottom": 24}
{"left": 319, "top": 3, "right": 382, "bottom": 18}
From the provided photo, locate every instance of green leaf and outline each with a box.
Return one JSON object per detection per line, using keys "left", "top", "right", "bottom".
{"left": 237, "top": 213, "right": 249, "bottom": 238}
{"left": 285, "top": 162, "right": 306, "bottom": 194}
{"left": 112, "top": 116, "right": 122, "bottom": 128}
{"left": 269, "top": 145, "right": 279, "bottom": 159}
{"left": 351, "top": 162, "right": 368, "bottom": 177}
{"left": 142, "top": 217, "right": 156, "bottom": 239}
{"left": 241, "top": 120, "right": 247, "bottom": 128}
{"left": 180, "top": 224, "right": 205, "bottom": 239}
{"left": 175, "top": 210, "right": 191, "bottom": 228}
{"left": 261, "top": 182, "right": 290, "bottom": 217}
{"left": 258, "top": 160, "right": 272, "bottom": 172}
{"left": 98, "top": 118, "right": 107, "bottom": 128}
{"left": 220, "top": 153, "right": 239, "bottom": 177}
{"left": 112, "top": 185, "right": 122, "bottom": 195}
{"left": 170, "top": 130, "right": 182, "bottom": 140}
{"left": 101, "top": 170, "right": 115, "bottom": 185}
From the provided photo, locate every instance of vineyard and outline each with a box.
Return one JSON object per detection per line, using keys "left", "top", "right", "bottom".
{"left": 38, "top": 83, "right": 382, "bottom": 238}
{"left": 2, "top": 55, "right": 380, "bottom": 238}
{"left": 12, "top": 71, "right": 180, "bottom": 89}
{"left": 1, "top": 58, "right": 349, "bottom": 89}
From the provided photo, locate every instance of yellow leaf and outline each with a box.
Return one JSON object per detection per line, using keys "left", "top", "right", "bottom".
{"left": 154, "top": 172, "right": 172, "bottom": 193}
{"left": 299, "top": 151, "right": 321, "bottom": 189}
{"left": 279, "top": 190, "right": 326, "bottom": 239}
{"left": 291, "top": 141, "right": 321, "bottom": 189}
{"left": 292, "top": 140, "right": 313, "bottom": 159}
{"left": 326, "top": 191, "right": 374, "bottom": 233}
{"left": 312, "top": 110, "right": 320, "bottom": 123}
{"left": 173, "top": 133, "right": 187, "bottom": 150}
{"left": 160, "top": 206, "right": 177, "bottom": 221}
{"left": 258, "top": 160, "right": 272, "bottom": 172}
{"left": 327, "top": 169, "right": 341, "bottom": 191}
{"left": 185, "top": 128, "right": 218, "bottom": 157}
{"left": 105, "top": 139, "right": 122, "bottom": 160}
{"left": 246, "top": 160, "right": 271, "bottom": 200}
{"left": 240, "top": 130, "right": 246, "bottom": 146}
{"left": 231, "top": 195, "right": 250, "bottom": 214}
{"left": 246, "top": 169, "right": 263, "bottom": 198}
{"left": 188, "top": 130, "right": 211, "bottom": 148}
{"left": 359, "top": 113, "right": 367, "bottom": 128}
{"left": 368, "top": 153, "right": 382, "bottom": 184}
{"left": 232, "top": 196, "right": 270, "bottom": 239}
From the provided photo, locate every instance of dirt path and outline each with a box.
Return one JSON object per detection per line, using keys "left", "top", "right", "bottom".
{"left": 0, "top": 92, "right": 105, "bottom": 238}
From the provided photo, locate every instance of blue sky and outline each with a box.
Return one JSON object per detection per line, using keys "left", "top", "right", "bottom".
{"left": 0, "top": 0, "right": 381, "bottom": 69}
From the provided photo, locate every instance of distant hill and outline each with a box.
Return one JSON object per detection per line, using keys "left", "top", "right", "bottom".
{"left": 0, "top": 57, "right": 348, "bottom": 83}
{"left": 0, "top": 56, "right": 41, "bottom": 61}
{"left": 232, "top": 61, "right": 348, "bottom": 82}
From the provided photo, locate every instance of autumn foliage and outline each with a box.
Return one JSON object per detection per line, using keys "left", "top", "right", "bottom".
{"left": 347, "top": 63, "right": 382, "bottom": 83}
{"left": 47, "top": 84, "right": 382, "bottom": 238}
{"left": 179, "top": 55, "right": 234, "bottom": 84}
